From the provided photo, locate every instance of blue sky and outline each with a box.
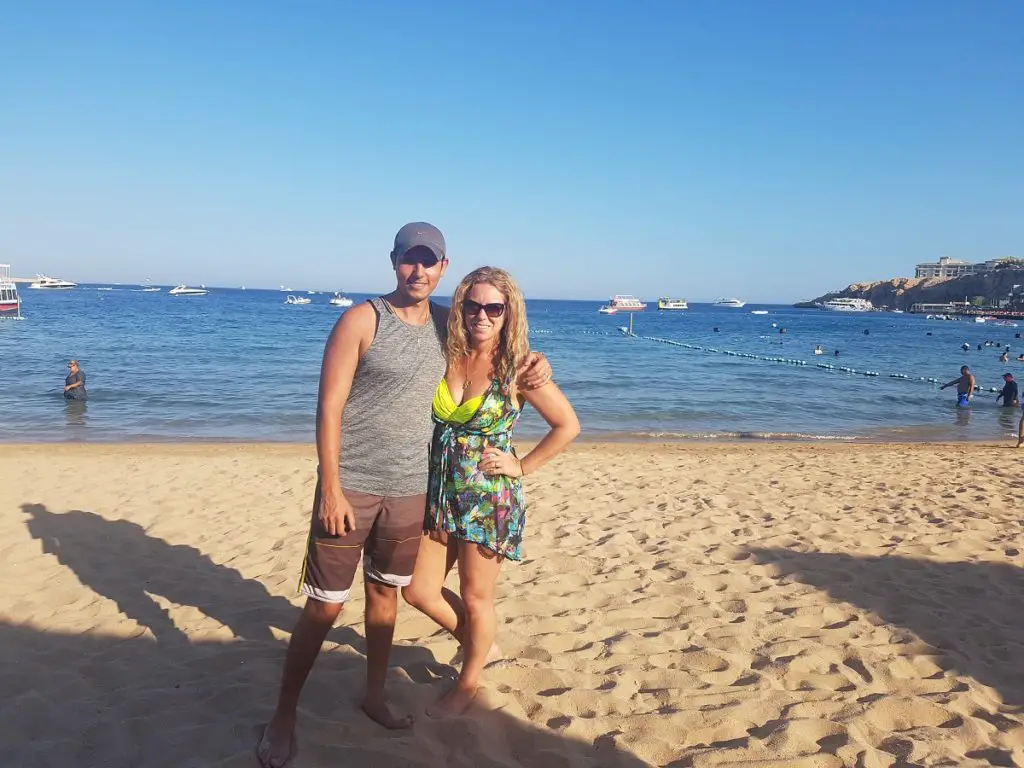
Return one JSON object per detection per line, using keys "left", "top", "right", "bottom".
{"left": 2, "top": 1, "right": 1022, "bottom": 302}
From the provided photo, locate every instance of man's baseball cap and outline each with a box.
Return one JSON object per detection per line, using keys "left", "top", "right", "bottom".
{"left": 1004, "top": 372, "right": 1014, "bottom": 379}
{"left": 392, "top": 222, "right": 446, "bottom": 262}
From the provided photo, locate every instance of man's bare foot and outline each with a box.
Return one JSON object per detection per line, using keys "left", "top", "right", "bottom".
{"left": 256, "top": 714, "right": 297, "bottom": 768}
{"left": 361, "top": 695, "right": 414, "bottom": 729}
{"left": 426, "top": 684, "right": 478, "bottom": 718}
{"left": 1017, "top": 437, "right": 1023, "bottom": 448}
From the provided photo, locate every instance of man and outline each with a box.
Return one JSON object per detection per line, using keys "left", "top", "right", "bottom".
{"left": 64, "top": 360, "right": 87, "bottom": 400}
{"left": 258, "top": 223, "right": 550, "bottom": 768}
{"left": 996, "top": 373, "right": 1019, "bottom": 407}
{"left": 940, "top": 365, "right": 976, "bottom": 407}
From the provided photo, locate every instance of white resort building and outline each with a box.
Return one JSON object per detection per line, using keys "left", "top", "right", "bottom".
{"left": 915, "top": 255, "right": 1023, "bottom": 279}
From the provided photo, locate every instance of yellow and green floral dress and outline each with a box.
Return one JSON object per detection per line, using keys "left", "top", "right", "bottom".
{"left": 426, "top": 378, "right": 526, "bottom": 561}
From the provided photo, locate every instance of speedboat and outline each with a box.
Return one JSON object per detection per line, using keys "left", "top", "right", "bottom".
{"left": 29, "top": 274, "right": 76, "bottom": 289}
{"left": 713, "top": 298, "right": 746, "bottom": 308}
{"left": 598, "top": 295, "right": 646, "bottom": 313}
{"left": 169, "top": 284, "right": 208, "bottom": 296}
{"left": 0, "top": 264, "right": 22, "bottom": 318}
{"left": 329, "top": 292, "right": 353, "bottom": 307}
{"left": 750, "top": 310, "right": 769, "bottom": 315}
{"left": 279, "top": 285, "right": 293, "bottom": 292}
{"left": 140, "top": 279, "right": 161, "bottom": 292}
{"left": 657, "top": 297, "right": 688, "bottom": 311}
{"left": 285, "top": 294, "right": 311, "bottom": 305}
{"left": 820, "top": 297, "right": 873, "bottom": 312}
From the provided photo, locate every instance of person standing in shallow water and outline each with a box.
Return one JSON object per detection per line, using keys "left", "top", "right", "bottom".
{"left": 403, "top": 267, "right": 580, "bottom": 717}
{"left": 64, "top": 360, "right": 87, "bottom": 400}
{"left": 941, "top": 365, "right": 976, "bottom": 407}
{"left": 256, "top": 226, "right": 551, "bottom": 768}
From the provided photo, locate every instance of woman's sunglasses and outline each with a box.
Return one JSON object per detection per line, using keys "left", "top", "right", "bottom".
{"left": 463, "top": 299, "right": 506, "bottom": 319}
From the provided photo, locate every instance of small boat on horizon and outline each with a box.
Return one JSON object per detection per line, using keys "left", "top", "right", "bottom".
{"left": 285, "top": 294, "right": 311, "bottom": 305}
{"left": 169, "top": 284, "right": 208, "bottom": 296}
{"left": 713, "top": 298, "right": 746, "bottom": 308}
{"left": 657, "top": 297, "right": 688, "bottom": 311}
{"left": 750, "top": 310, "right": 769, "bottom": 315}
{"left": 599, "top": 295, "right": 646, "bottom": 314}
{"left": 329, "top": 292, "right": 353, "bottom": 307}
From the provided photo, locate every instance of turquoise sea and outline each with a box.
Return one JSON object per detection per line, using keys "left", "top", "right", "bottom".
{"left": 2, "top": 286, "right": 1022, "bottom": 443}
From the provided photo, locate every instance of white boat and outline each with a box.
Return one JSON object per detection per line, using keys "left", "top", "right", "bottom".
{"left": 169, "top": 284, "right": 208, "bottom": 296}
{"left": 279, "top": 285, "right": 293, "bottom": 292}
{"left": 657, "top": 297, "right": 689, "bottom": 311}
{"left": 329, "top": 292, "right": 353, "bottom": 307}
{"left": 598, "top": 295, "right": 646, "bottom": 314}
{"left": 750, "top": 310, "right": 769, "bottom": 315}
{"left": 713, "top": 298, "right": 746, "bottom": 308}
{"left": 29, "top": 274, "right": 76, "bottom": 289}
{"left": 820, "top": 297, "right": 873, "bottom": 312}
{"left": 140, "top": 279, "right": 161, "bottom": 292}
{"left": 0, "top": 264, "right": 22, "bottom": 319}
{"left": 285, "top": 294, "right": 311, "bottom": 305}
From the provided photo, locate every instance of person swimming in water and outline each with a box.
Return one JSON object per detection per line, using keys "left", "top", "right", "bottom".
{"left": 63, "top": 360, "right": 87, "bottom": 401}
{"left": 1000, "top": 350, "right": 1010, "bottom": 363}
{"left": 940, "top": 365, "right": 975, "bottom": 407}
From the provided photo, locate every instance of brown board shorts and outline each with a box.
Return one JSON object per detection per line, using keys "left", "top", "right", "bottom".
{"left": 298, "top": 487, "right": 425, "bottom": 604}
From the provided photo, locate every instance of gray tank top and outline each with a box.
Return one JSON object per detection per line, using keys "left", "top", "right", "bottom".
{"left": 339, "top": 297, "right": 447, "bottom": 496}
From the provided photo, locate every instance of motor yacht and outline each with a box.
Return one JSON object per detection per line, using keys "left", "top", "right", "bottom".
{"left": 169, "top": 284, "right": 209, "bottom": 296}
{"left": 29, "top": 274, "right": 76, "bottom": 289}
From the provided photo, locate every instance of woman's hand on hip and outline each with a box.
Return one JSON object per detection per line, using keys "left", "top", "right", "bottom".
{"left": 480, "top": 446, "right": 523, "bottom": 478}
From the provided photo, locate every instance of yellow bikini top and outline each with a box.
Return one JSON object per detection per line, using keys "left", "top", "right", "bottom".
{"left": 432, "top": 378, "right": 485, "bottom": 425}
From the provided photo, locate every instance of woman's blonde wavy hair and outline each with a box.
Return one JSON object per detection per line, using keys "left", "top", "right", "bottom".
{"left": 447, "top": 267, "right": 530, "bottom": 398}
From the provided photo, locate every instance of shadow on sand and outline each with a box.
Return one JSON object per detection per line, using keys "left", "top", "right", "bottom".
{"left": 8, "top": 503, "right": 651, "bottom": 767}
{"left": 748, "top": 547, "right": 1024, "bottom": 708}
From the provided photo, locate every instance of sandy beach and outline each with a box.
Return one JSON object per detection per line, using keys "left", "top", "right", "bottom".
{"left": 2, "top": 441, "right": 1023, "bottom": 767}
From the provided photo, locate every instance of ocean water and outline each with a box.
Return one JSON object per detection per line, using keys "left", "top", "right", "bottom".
{"left": 2, "top": 286, "right": 1022, "bottom": 443}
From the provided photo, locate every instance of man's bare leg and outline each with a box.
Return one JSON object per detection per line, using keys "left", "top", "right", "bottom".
{"left": 1017, "top": 411, "right": 1024, "bottom": 447}
{"left": 361, "top": 580, "right": 413, "bottom": 729}
{"left": 257, "top": 598, "right": 341, "bottom": 768}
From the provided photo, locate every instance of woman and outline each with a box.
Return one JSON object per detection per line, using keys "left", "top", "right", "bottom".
{"left": 64, "top": 360, "right": 87, "bottom": 401}
{"left": 403, "top": 267, "right": 579, "bottom": 716}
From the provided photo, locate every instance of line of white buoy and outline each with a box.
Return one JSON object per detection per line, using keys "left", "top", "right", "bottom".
{"left": 529, "top": 327, "right": 1005, "bottom": 393}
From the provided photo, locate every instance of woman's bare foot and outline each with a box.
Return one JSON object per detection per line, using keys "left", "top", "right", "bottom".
{"left": 361, "top": 694, "right": 414, "bottom": 729}
{"left": 427, "top": 684, "right": 478, "bottom": 718}
{"left": 256, "top": 715, "right": 297, "bottom": 768}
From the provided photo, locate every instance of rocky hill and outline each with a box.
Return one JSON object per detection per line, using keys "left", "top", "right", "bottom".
{"left": 800, "top": 268, "right": 1024, "bottom": 311}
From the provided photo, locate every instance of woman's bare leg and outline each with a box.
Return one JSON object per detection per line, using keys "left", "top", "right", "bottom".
{"left": 428, "top": 542, "right": 502, "bottom": 716}
{"left": 402, "top": 531, "right": 462, "bottom": 636}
